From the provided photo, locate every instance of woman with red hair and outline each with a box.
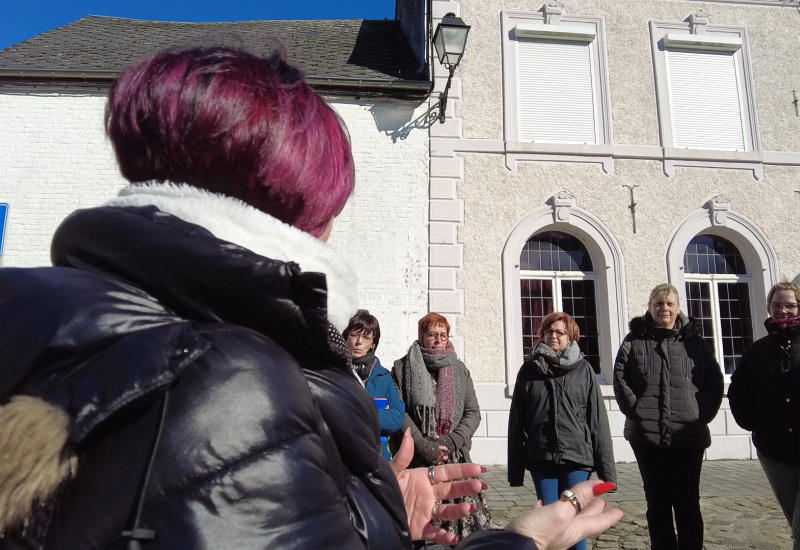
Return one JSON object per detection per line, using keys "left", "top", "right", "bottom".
{"left": 393, "top": 312, "right": 491, "bottom": 545}
{"left": 508, "top": 312, "right": 617, "bottom": 550}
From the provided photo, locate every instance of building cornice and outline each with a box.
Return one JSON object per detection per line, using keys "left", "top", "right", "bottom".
{"left": 0, "top": 67, "right": 433, "bottom": 99}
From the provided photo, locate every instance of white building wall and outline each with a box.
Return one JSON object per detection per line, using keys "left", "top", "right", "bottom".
{"left": 0, "top": 91, "right": 430, "bottom": 363}
{"left": 430, "top": 0, "right": 800, "bottom": 464}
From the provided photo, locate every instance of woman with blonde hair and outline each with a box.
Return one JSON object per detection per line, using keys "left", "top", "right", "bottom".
{"left": 729, "top": 281, "right": 800, "bottom": 549}
{"left": 614, "top": 283, "right": 723, "bottom": 550}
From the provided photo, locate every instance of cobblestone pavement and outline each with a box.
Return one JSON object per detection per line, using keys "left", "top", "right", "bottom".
{"left": 431, "top": 460, "right": 794, "bottom": 549}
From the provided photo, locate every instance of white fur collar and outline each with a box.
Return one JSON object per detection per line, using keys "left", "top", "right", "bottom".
{"left": 105, "top": 182, "right": 359, "bottom": 332}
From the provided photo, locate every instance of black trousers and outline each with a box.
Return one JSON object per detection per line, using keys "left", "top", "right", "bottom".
{"left": 631, "top": 442, "right": 705, "bottom": 550}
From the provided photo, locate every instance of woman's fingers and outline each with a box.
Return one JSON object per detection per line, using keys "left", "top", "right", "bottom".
{"left": 568, "top": 479, "right": 612, "bottom": 511}
{"left": 420, "top": 523, "right": 460, "bottom": 546}
{"left": 390, "top": 429, "right": 413, "bottom": 475}
{"left": 573, "top": 502, "right": 625, "bottom": 539}
{"left": 434, "top": 501, "right": 473, "bottom": 522}
{"left": 433, "top": 478, "right": 488, "bottom": 501}
{"left": 430, "top": 461, "right": 485, "bottom": 483}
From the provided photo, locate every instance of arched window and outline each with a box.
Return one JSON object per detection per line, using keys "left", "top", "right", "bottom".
{"left": 520, "top": 231, "right": 600, "bottom": 372}
{"left": 683, "top": 234, "right": 754, "bottom": 373}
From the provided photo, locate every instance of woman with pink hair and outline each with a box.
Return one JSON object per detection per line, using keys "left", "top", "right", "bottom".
{"left": 0, "top": 47, "right": 621, "bottom": 550}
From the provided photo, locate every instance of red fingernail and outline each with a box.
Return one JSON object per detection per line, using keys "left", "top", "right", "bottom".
{"left": 603, "top": 502, "right": 608, "bottom": 509}
{"left": 469, "top": 504, "right": 476, "bottom": 513}
{"left": 593, "top": 482, "right": 616, "bottom": 496}
{"left": 453, "top": 537, "right": 459, "bottom": 543}
{"left": 480, "top": 466, "right": 488, "bottom": 473}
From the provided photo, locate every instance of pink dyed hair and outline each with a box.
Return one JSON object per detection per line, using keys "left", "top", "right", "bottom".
{"left": 105, "top": 47, "right": 355, "bottom": 236}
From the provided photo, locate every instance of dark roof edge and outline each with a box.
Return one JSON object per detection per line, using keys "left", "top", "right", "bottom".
{"left": 0, "top": 68, "right": 432, "bottom": 97}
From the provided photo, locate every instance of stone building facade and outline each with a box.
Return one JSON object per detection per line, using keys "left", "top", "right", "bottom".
{"left": 427, "top": 0, "right": 800, "bottom": 463}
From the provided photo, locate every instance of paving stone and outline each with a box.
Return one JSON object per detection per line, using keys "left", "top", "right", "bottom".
{"left": 426, "top": 460, "right": 793, "bottom": 549}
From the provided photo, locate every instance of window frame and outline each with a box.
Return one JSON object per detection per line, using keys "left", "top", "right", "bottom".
{"left": 520, "top": 270, "right": 602, "bottom": 369}
{"left": 650, "top": 20, "right": 760, "bottom": 155}
{"left": 501, "top": 10, "right": 612, "bottom": 149}
{"left": 502, "top": 193, "right": 627, "bottom": 391}
{"left": 684, "top": 272, "right": 754, "bottom": 373}
{"left": 666, "top": 196, "right": 779, "bottom": 378}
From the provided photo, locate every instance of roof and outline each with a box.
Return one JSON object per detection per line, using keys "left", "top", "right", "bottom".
{"left": 0, "top": 16, "right": 430, "bottom": 96}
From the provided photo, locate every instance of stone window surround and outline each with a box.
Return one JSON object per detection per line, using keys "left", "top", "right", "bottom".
{"left": 650, "top": 15, "right": 762, "bottom": 176}
{"left": 500, "top": 7, "right": 613, "bottom": 148}
{"left": 501, "top": 191, "right": 628, "bottom": 390}
{"left": 665, "top": 194, "right": 779, "bottom": 368}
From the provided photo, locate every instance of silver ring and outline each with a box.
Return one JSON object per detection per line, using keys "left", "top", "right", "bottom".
{"left": 428, "top": 465, "right": 436, "bottom": 485}
{"left": 560, "top": 489, "right": 583, "bottom": 513}
{"left": 431, "top": 504, "right": 440, "bottom": 523}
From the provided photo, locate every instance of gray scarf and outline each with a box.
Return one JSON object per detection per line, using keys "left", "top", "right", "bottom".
{"left": 528, "top": 340, "right": 583, "bottom": 376}
{"left": 401, "top": 341, "right": 466, "bottom": 437}
{"left": 352, "top": 350, "right": 376, "bottom": 382}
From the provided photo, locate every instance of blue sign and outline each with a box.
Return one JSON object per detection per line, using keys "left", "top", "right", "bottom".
{"left": 0, "top": 204, "right": 7, "bottom": 257}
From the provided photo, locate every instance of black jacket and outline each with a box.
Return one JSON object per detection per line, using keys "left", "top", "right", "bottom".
{"left": 613, "top": 313, "right": 723, "bottom": 449}
{"left": 0, "top": 204, "right": 535, "bottom": 550}
{"left": 0, "top": 205, "right": 411, "bottom": 549}
{"left": 507, "top": 358, "right": 616, "bottom": 487}
{"left": 728, "top": 320, "right": 800, "bottom": 463}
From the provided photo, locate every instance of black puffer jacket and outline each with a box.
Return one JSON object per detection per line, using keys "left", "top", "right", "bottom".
{"left": 728, "top": 320, "right": 800, "bottom": 464}
{"left": 0, "top": 205, "right": 411, "bottom": 549}
{"left": 507, "top": 351, "right": 616, "bottom": 487}
{"left": 0, "top": 202, "right": 536, "bottom": 550}
{"left": 613, "top": 313, "right": 723, "bottom": 449}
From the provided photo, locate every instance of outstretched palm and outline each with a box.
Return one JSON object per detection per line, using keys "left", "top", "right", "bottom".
{"left": 390, "top": 430, "right": 487, "bottom": 546}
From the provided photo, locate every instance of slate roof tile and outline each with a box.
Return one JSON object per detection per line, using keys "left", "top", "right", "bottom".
{"left": 0, "top": 16, "right": 426, "bottom": 83}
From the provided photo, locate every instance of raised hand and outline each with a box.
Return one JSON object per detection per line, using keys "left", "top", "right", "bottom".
{"left": 390, "top": 429, "right": 488, "bottom": 546}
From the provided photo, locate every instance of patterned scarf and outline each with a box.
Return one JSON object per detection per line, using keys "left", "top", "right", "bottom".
{"left": 527, "top": 340, "right": 583, "bottom": 376}
{"left": 352, "top": 350, "right": 376, "bottom": 382}
{"left": 765, "top": 316, "right": 800, "bottom": 338}
{"left": 401, "top": 341, "right": 465, "bottom": 437}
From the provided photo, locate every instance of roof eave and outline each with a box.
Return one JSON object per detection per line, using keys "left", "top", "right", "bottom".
{"left": 0, "top": 68, "right": 433, "bottom": 99}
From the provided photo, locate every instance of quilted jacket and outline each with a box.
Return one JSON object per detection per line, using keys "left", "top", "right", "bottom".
{"left": 728, "top": 320, "right": 800, "bottom": 463}
{"left": 613, "top": 312, "right": 723, "bottom": 449}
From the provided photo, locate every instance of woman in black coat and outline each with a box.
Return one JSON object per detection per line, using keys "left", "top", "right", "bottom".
{"left": 508, "top": 312, "right": 617, "bottom": 550}
{"left": 0, "top": 47, "right": 621, "bottom": 550}
{"left": 613, "top": 283, "right": 723, "bottom": 550}
{"left": 729, "top": 282, "right": 800, "bottom": 549}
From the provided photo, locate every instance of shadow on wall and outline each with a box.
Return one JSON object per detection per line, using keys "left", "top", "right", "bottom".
{"left": 369, "top": 103, "right": 439, "bottom": 142}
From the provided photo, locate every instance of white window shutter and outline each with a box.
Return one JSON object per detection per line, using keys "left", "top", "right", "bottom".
{"left": 516, "top": 40, "right": 597, "bottom": 144}
{"left": 666, "top": 50, "right": 746, "bottom": 150}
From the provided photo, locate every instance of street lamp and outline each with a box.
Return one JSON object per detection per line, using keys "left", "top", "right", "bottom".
{"left": 432, "top": 13, "right": 470, "bottom": 123}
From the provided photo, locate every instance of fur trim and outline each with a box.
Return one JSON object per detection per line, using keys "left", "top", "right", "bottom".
{"left": 0, "top": 396, "right": 77, "bottom": 532}
{"left": 629, "top": 312, "right": 701, "bottom": 340}
{"left": 106, "top": 182, "right": 359, "bottom": 332}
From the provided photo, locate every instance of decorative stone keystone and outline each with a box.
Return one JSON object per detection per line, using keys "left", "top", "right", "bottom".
{"left": 552, "top": 190, "right": 576, "bottom": 223}
{"left": 707, "top": 195, "right": 731, "bottom": 227}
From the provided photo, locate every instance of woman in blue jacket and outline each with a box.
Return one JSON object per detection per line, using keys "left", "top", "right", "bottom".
{"left": 344, "top": 309, "right": 405, "bottom": 459}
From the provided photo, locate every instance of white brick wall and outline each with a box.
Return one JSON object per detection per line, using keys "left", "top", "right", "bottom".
{"left": 0, "top": 93, "right": 127, "bottom": 267}
{"left": 0, "top": 91, "right": 431, "bottom": 363}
